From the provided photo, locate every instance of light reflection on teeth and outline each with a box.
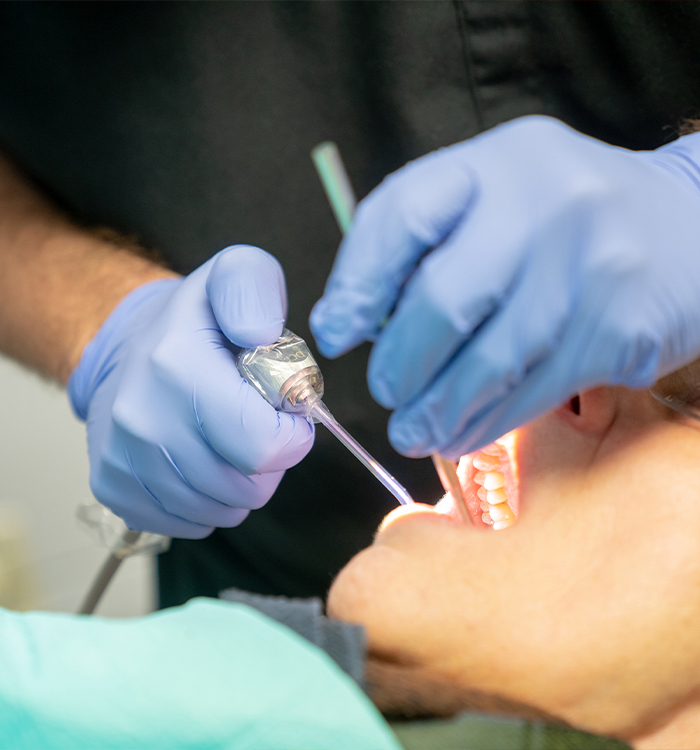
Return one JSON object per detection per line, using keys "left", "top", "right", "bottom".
{"left": 483, "top": 471, "right": 505, "bottom": 490}
{"left": 493, "top": 519, "right": 514, "bottom": 531}
{"left": 486, "top": 488, "right": 508, "bottom": 505}
{"left": 488, "top": 503, "right": 515, "bottom": 523}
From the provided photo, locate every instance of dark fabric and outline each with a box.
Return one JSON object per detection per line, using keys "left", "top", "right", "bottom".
{"left": 390, "top": 713, "right": 631, "bottom": 750}
{"left": 0, "top": 2, "right": 699, "bottom": 605}
{"left": 219, "top": 587, "right": 366, "bottom": 687}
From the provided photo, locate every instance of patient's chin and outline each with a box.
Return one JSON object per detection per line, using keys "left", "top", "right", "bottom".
{"left": 326, "top": 548, "right": 375, "bottom": 625}
{"left": 327, "top": 546, "right": 443, "bottom": 676}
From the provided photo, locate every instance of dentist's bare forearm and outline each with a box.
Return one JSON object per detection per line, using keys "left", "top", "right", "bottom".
{"left": 0, "top": 151, "right": 179, "bottom": 383}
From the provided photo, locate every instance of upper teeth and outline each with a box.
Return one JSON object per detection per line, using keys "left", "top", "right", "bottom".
{"left": 483, "top": 472, "right": 505, "bottom": 490}
{"left": 489, "top": 503, "right": 514, "bottom": 523}
{"left": 486, "top": 489, "right": 508, "bottom": 505}
{"left": 472, "top": 450, "right": 515, "bottom": 530}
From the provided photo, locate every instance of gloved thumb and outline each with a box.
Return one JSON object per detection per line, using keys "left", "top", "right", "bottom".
{"left": 206, "top": 245, "right": 288, "bottom": 348}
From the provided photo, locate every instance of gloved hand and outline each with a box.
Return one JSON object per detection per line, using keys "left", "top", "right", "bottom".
{"left": 69, "top": 245, "right": 314, "bottom": 538}
{"left": 311, "top": 116, "right": 700, "bottom": 458}
{"left": 0, "top": 599, "right": 400, "bottom": 750}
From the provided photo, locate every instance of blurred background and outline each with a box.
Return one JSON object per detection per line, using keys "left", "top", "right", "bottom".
{"left": 0, "top": 354, "right": 154, "bottom": 616}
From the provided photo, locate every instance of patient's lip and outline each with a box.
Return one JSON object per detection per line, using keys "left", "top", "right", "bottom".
{"left": 378, "top": 503, "right": 439, "bottom": 532}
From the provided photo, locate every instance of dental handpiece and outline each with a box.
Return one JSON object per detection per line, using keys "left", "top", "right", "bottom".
{"left": 236, "top": 329, "right": 414, "bottom": 506}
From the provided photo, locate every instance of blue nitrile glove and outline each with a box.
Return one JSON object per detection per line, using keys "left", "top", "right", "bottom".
{"left": 311, "top": 116, "right": 700, "bottom": 458}
{"left": 0, "top": 599, "right": 400, "bottom": 750}
{"left": 69, "top": 245, "right": 314, "bottom": 538}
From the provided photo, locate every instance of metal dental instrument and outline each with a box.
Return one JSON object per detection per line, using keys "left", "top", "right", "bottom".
{"left": 76, "top": 501, "right": 170, "bottom": 615}
{"left": 78, "top": 529, "right": 142, "bottom": 615}
{"left": 650, "top": 358, "right": 700, "bottom": 422}
{"left": 311, "top": 141, "right": 472, "bottom": 522}
{"left": 237, "top": 329, "right": 414, "bottom": 506}
{"left": 431, "top": 454, "right": 471, "bottom": 524}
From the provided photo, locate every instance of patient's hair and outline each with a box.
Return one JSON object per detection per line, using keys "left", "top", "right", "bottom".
{"left": 678, "top": 118, "right": 700, "bottom": 136}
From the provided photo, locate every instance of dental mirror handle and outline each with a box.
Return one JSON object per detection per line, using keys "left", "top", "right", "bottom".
{"left": 312, "top": 141, "right": 472, "bottom": 521}
{"left": 432, "top": 455, "right": 471, "bottom": 524}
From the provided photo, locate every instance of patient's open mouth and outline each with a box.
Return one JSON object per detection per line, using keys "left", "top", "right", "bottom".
{"left": 458, "top": 437, "right": 519, "bottom": 530}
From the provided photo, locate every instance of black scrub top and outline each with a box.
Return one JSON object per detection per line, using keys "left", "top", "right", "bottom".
{"left": 0, "top": 2, "right": 699, "bottom": 606}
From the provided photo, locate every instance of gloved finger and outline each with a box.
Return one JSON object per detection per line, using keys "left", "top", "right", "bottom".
{"left": 146, "top": 474, "right": 258, "bottom": 528}
{"left": 447, "top": 287, "right": 677, "bottom": 457}
{"left": 385, "top": 259, "right": 578, "bottom": 457}
{"left": 366, "top": 164, "right": 589, "bottom": 410}
{"left": 365, "top": 219, "right": 513, "bottom": 410}
{"left": 148, "top": 320, "right": 315, "bottom": 475}
{"left": 113, "top": 436, "right": 277, "bottom": 523}
{"left": 310, "top": 147, "right": 476, "bottom": 358}
{"left": 435, "top": 318, "right": 617, "bottom": 458}
{"left": 193, "top": 338, "right": 315, "bottom": 474}
{"left": 90, "top": 460, "right": 217, "bottom": 539}
{"left": 439, "top": 354, "right": 581, "bottom": 458}
{"left": 157, "top": 437, "right": 289, "bottom": 512}
{"left": 206, "top": 245, "right": 288, "bottom": 348}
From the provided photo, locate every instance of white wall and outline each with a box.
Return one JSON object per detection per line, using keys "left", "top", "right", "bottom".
{"left": 0, "top": 354, "right": 154, "bottom": 617}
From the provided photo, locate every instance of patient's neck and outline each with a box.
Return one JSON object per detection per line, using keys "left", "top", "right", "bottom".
{"left": 365, "top": 657, "right": 561, "bottom": 724}
{"left": 631, "top": 698, "right": 700, "bottom": 750}
{"left": 368, "top": 656, "right": 700, "bottom": 749}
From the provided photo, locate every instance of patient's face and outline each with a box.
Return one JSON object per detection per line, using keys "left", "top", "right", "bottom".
{"left": 328, "top": 387, "right": 700, "bottom": 741}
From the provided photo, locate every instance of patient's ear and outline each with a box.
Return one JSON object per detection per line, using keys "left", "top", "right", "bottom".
{"left": 557, "top": 387, "right": 616, "bottom": 435}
